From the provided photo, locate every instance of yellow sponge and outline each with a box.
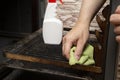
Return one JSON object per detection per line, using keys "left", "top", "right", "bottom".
{"left": 69, "top": 44, "right": 95, "bottom": 66}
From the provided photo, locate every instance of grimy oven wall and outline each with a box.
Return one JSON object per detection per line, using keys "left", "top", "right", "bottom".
{"left": 0, "top": 0, "right": 42, "bottom": 36}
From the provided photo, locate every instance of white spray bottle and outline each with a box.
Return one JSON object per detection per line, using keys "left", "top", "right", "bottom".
{"left": 43, "top": 0, "right": 63, "bottom": 45}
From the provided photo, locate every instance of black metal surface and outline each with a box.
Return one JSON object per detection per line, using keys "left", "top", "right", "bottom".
{"left": 2, "top": 29, "right": 99, "bottom": 79}
{"left": 4, "top": 32, "right": 66, "bottom": 61}
{"left": 6, "top": 60, "right": 92, "bottom": 80}
{"left": 4, "top": 31, "right": 97, "bottom": 62}
{"left": 0, "top": 33, "right": 92, "bottom": 80}
{"left": 0, "top": 36, "right": 21, "bottom": 80}
{"left": 2, "top": 69, "right": 93, "bottom": 80}
{"left": 0, "top": 36, "right": 21, "bottom": 63}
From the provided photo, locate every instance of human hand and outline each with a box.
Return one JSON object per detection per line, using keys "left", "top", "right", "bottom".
{"left": 62, "top": 22, "right": 89, "bottom": 60}
{"left": 110, "top": 5, "right": 120, "bottom": 43}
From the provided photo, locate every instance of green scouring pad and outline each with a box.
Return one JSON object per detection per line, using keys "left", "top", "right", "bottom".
{"left": 69, "top": 44, "right": 95, "bottom": 66}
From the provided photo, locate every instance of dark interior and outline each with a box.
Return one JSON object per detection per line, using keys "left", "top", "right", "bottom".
{"left": 0, "top": 0, "right": 41, "bottom": 37}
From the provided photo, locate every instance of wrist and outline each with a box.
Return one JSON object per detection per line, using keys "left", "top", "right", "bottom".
{"left": 78, "top": 15, "right": 92, "bottom": 25}
{"left": 75, "top": 20, "right": 90, "bottom": 29}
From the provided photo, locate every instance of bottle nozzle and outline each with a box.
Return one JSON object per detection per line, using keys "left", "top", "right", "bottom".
{"left": 48, "top": 0, "right": 63, "bottom": 4}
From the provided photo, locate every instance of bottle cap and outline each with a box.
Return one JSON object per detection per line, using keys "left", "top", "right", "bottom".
{"left": 48, "top": 0, "right": 63, "bottom": 4}
{"left": 49, "top": 0, "right": 56, "bottom": 3}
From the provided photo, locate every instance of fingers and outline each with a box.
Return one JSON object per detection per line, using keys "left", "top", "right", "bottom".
{"left": 110, "top": 5, "right": 120, "bottom": 25}
{"left": 110, "top": 5, "right": 120, "bottom": 43}
{"left": 115, "top": 5, "right": 120, "bottom": 14}
{"left": 62, "top": 33, "right": 88, "bottom": 61}
{"left": 114, "top": 25, "right": 120, "bottom": 34}
{"left": 62, "top": 36, "right": 72, "bottom": 60}
{"left": 110, "top": 14, "right": 120, "bottom": 25}
{"left": 74, "top": 40, "right": 85, "bottom": 60}
{"left": 62, "top": 24, "right": 89, "bottom": 60}
{"left": 116, "top": 35, "right": 120, "bottom": 43}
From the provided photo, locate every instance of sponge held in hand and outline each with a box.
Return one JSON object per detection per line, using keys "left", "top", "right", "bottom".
{"left": 69, "top": 44, "right": 95, "bottom": 66}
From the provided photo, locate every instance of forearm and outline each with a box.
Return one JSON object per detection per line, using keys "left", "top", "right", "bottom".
{"left": 77, "top": 0, "right": 106, "bottom": 26}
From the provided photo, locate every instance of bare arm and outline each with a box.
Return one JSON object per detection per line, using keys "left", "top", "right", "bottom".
{"left": 62, "top": 0, "right": 106, "bottom": 60}
{"left": 78, "top": 0, "right": 106, "bottom": 26}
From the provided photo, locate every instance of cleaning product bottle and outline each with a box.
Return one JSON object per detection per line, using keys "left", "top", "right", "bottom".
{"left": 43, "top": 0, "right": 63, "bottom": 45}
